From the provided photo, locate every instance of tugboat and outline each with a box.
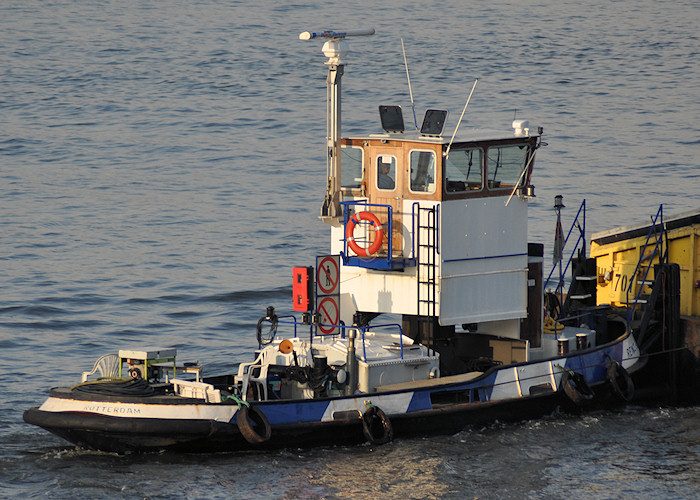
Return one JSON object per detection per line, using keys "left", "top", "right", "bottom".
{"left": 24, "top": 30, "right": 692, "bottom": 453}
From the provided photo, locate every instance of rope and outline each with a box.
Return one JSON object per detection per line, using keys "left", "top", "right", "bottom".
{"left": 223, "top": 394, "right": 250, "bottom": 409}
{"left": 542, "top": 316, "right": 565, "bottom": 334}
{"left": 71, "top": 377, "right": 155, "bottom": 396}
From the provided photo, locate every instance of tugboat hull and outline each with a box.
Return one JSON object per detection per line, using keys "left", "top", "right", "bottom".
{"left": 23, "top": 333, "right": 644, "bottom": 453}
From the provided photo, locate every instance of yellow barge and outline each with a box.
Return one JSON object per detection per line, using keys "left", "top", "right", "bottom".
{"left": 589, "top": 208, "right": 700, "bottom": 401}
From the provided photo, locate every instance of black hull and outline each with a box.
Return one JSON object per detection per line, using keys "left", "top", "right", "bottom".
{"left": 24, "top": 380, "right": 631, "bottom": 454}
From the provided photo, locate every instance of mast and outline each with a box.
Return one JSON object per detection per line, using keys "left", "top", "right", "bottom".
{"left": 299, "top": 29, "right": 375, "bottom": 225}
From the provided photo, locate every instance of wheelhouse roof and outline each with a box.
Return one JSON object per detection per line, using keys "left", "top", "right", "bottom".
{"left": 346, "top": 127, "right": 539, "bottom": 146}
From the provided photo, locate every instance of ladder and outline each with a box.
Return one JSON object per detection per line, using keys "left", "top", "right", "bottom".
{"left": 416, "top": 205, "right": 438, "bottom": 348}
{"left": 626, "top": 205, "right": 665, "bottom": 326}
{"left": 562, "top": 252, "right": 597, "bottom": 316}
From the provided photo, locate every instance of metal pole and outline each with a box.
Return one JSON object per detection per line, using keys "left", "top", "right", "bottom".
{"left": 300, "top": 28, "right": 374, "bottom": 224}
{"left": 321, "top": 62, "right": 344, "bottom": 220}
{"left": 554, "top": 195, "right": 565, "bottom": 336}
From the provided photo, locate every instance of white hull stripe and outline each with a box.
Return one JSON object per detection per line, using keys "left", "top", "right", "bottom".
{"left": 320, "top": 392, "right": 414, "bottom": 422}
{"left": 39, "top": 397, "right": 238, "bottom": 422}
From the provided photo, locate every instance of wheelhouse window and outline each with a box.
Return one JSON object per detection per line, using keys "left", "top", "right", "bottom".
{"left": 376, "top": 154, "right": 396, "bottom": 191}
{"left": 444, "top": 148, "right": 483, "bottom": 192}
{"left": 486, "top": 144, "right": 528, "bottom": 189}
{"left": 409, "top": 150, "right": 436, "bottom": 194}
{"left": 341, "top": 146, "right": 363, "bottom": 189}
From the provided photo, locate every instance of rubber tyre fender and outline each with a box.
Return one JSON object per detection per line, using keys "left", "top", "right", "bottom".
{"left": 237, "top": 405, "right": 272, "bottom": 445}
{"left": 362, "top": 406, "right": 393, "bottom": 445}
{"left": 607, "top": 361, "right": 634, "bottom": 402}
{"left": 562, "top": 370, "right": 595, "bottom": 405}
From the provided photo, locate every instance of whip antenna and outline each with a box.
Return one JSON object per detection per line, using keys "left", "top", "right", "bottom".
{"left": 401, "top": 38, "right": 418, "bottom": 130}
{"left": 445, "top": 79, "right": 478, "bottom": 159}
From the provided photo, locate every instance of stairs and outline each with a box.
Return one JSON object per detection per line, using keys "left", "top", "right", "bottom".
{"left": 562, "top": 253, "right": 597, "bottom": 316}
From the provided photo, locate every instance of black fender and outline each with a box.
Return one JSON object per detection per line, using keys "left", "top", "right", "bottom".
{"left": 237, "top": 405, "right": 272, "bottom": 444}
{"left": 362, "top": 406, "right": 393, "bottom": 445}
{"left": 607, "top": 361, "right": 635, "bottom": 402}
{"left": 561, "top": 370, "right": 595, "bottom": 405}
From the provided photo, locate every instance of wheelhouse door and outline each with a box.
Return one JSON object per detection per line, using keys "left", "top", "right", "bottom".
{"left": 367, "top": 146, "right": 404, "bottom": 257}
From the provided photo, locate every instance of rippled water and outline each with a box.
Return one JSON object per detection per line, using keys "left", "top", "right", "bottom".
{"left": 1, "top": 0, "right": 699, "bottom": 498}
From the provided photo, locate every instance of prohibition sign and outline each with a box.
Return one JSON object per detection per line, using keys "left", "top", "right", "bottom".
{"left": 317, "top": 256, "right": 339, "bottom": 296}
{"left": 317, "top": 296, "right": 340, "bottom": 335}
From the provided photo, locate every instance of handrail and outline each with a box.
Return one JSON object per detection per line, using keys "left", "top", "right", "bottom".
{"left": 276, "top": 315, "right": 298, "bottom": 338}
{"left": 544, "top": 199, "right": 587, "bottom": 298}
{"left": 411, "top": 202, "right": 417, "bottom": 259}
{"left": 625, "top": 205, "right": 664, "bottom": 326}
{"left": 346, "top": 323, "right": 409, "bottom": 361}
{"left": 411, "top": 201, "right": 441, "bottom": 258}
{"left": 340, "top": 200, "right": 394, "bottom": 265}
{"left": 268, "top": 318, "right": 416, "bottom": 362}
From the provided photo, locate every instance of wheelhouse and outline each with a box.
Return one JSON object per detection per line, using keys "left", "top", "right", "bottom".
{"left": 340, "top": 134, "right": 538, "bottom": 204}
{"left": 330, "top": 121, "right": 543, "bottom": 341}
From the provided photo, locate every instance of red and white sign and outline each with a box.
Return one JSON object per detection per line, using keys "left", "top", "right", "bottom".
{"left": 316, "top": 255, "right": 340, "bottom": 296}
{"left": 317, "top": 296, "right": 340, "bottom": 335}
{"left": 315, "top": 255, "right": 341, "bottom": 335}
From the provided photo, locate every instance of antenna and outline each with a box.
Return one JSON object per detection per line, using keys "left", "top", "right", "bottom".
{"left": 444, "top": 79, "right": 478, "bottom": 159}
{"left": 299, "top": 28, "right": 375, "bottom": 40}
{"left": 401, "top": 39, "right": 418, "bottom": 130}
{"left": 300, "top": 28, "right": 375, "bottom": 223}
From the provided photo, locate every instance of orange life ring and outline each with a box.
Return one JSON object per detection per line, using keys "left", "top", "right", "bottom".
{"left": 346, "top": 211, "right": 384, "bottom": 257}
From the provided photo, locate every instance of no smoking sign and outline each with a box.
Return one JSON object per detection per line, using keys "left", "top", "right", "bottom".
{"left": 317, "top": 296, "right": 340, "bottom": 335}
{"left": 315, "top": 255, "right": 340, "bottom": 335}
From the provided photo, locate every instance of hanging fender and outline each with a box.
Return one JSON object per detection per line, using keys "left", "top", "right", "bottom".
{"left": 561, "top": 370, "right": 595, "bottom": 405}
{"left": 237, "top": 405, "right": 272, "bottom": 445}
{"left": 346, "top": 211, "right": 384, "bottom": 257}
{"left": 361, "top": 405, "right": 393, "bottom": 445}
{"left": 607, "top": 360, "right": 635, "bottom": 402}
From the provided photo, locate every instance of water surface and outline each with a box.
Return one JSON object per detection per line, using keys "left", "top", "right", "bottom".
{"left": 1, "top": 0, "right": 698, "bottom": 498}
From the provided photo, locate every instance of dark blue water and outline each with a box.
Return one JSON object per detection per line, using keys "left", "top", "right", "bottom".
{"left": 2, "top": 0, "right": 699, "bottom": 498}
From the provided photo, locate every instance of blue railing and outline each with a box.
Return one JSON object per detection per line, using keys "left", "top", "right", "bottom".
{"left": 357, "top": 323, "right": 406, "bottom": 361}
{"left": 276, "top": 315, "right": 299, "bottom": 338}
{"left": 625, "top": 205, "right": 664, "bottom": 326}
{"left": 544, "top": 199, "right": 587, "bottom": 301}
{"left": 339, "top": 200, "right": 416, "bottom": 270}
{"left": 268, "top": 317, "right": 409, "bottom": 361}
